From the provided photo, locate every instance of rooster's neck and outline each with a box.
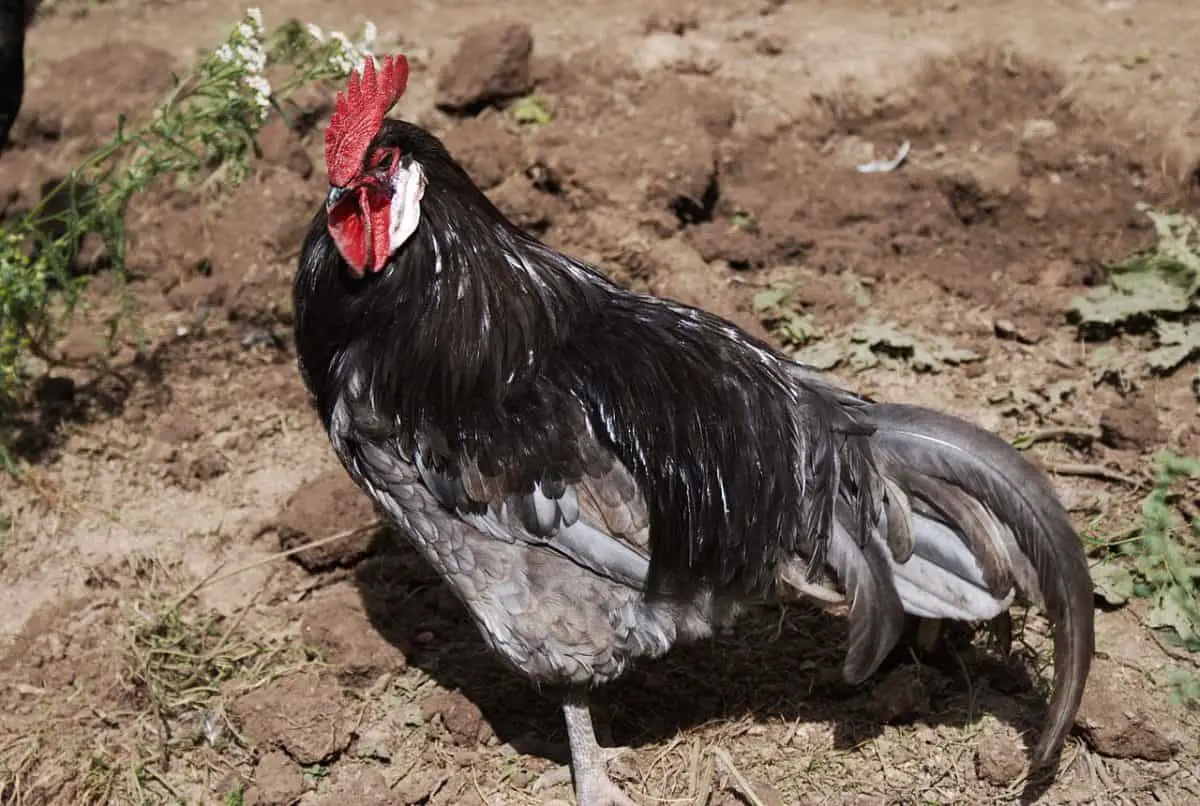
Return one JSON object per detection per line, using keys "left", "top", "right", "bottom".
{"left": 363, "top": 206, "right": 606, "bottom": 426}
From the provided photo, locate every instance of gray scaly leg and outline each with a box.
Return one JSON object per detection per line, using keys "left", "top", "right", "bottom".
{"left": 563, "top": 692, "right": 636, "bottom": 806}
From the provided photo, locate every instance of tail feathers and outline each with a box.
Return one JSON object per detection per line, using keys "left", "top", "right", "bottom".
{"left": 780, "top": 363, "right": 1094, "bottom": 767}
{"left": 826, "top": 515, "right": 906, "bottom": 684}
{"left": 864, "top": 403, "right": 1095, "bottom": 767}
{"left": 889, "top": 511, "right": 1016, "bottom": 621}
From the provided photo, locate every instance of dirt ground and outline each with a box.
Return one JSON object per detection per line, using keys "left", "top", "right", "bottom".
{"left": 3, "top": 0, "right": 1200, "bottom": 804}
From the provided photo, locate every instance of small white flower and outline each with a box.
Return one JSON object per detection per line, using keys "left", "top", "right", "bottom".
{"left": 236, "top": 21, "right": 255, "bottom": 41}
{"left": 235, "top": 42, "right": 266, "bottom": 73}
{"left": 246, "top": 7, "right": 264, "bottom": 33}
{"left": 358, "top": 21, "right": 377, "bottom": 47}
{"left": 214, "top": 44, "right": 235, "bottom": 63}
{"left": 305, "top": 23, "right": 327, "bottom": 43}
{"left": 244, "top": 73, "right": 272, "bottom": 119}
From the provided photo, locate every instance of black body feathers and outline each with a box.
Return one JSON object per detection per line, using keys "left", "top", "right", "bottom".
{"left": 294, "top": 123, "right": 864, "bottom": 598}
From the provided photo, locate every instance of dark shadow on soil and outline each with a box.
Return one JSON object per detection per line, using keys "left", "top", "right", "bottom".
{"left": 353, "top": 530, "right": 1060, "bottom": 802}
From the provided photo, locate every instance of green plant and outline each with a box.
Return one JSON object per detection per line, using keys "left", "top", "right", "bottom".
{"left": 0, "top": 9, "right": 377, "bottom": 467}
{"left": 1090, "top": 451, "right": 1200, "bottom": 650}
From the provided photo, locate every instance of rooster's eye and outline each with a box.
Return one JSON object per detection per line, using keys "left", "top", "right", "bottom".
{"left": 372, "top": 149, "right": 396, "bottom": 172}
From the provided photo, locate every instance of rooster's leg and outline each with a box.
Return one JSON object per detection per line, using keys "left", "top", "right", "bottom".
{"left": 561, "top": 691, "right": 637, "bottom": 806}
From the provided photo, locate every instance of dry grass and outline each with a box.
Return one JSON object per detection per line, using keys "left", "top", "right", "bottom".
{"left": 0, "top": 576, "right": 314, "bottom": 806}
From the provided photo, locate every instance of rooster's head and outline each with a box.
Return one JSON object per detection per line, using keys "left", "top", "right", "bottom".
{"left": 322, "top": 54, "right": 423, "bottom": 276}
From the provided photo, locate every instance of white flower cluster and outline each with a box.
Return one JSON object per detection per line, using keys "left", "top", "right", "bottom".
{"left": 212, "top": 7, "right": 272, "bottom": 123}
{"left": 305, "top": 20, "right": 378, "bottom": 75}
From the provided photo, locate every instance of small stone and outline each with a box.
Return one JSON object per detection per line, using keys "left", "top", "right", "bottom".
{"left": 1021, "top": 118, "right": 1059, "bottom": 142}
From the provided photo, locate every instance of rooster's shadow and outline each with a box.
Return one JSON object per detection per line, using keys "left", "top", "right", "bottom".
{"left": 354, "top": 530, "right": 1061, "bottom": 804}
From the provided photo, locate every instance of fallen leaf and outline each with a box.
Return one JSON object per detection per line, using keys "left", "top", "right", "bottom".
{"left": 752, "top": 287, "right": 789, "bottom": 313}
{"left": 1090, "top": 562, "right": 1136, "bottom": 606}
{"left": 1069, "top": 206, "right": 1200, "bottom": 334}
{"left": 1146, "top": 586, "right": 1200, "bottom": 648}
{"left": 796, "top": 342, "right": 842, "bottom": 370}
{"left": 1146, "top": 321, "right": 1200, "bottom": 375}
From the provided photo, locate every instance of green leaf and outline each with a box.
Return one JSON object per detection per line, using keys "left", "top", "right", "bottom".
{"left": 1090, "top": 561, "right": 1136, "bottom": 606}
{"left": 1145, "top": 586, "right": 1200, "bottom": 647}
{"left": 796, "top": 342, "right": 842, "bottom": 370}
{"left": 752, "top": 288, "right": 790, "bottom": 313}
{"left": 844, "top": 322, "right": 979, "bottom": 374}
{"left": 512, "top": 95, "right": 553, "bottom": 125}
{"left": 1069, "top": 205, "right": 1200, "bottom": 332}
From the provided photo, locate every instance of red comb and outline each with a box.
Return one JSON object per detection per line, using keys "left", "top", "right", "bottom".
{"left": 324, "top": 54, "right": 410, "bottom": 187}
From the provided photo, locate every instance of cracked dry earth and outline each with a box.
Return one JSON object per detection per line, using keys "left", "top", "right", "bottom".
{"left": 3, "top": 0, "right": 1200, "bottom": 804}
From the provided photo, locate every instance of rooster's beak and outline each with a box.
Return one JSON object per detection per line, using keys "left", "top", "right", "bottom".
{"left": 325, "top": 185, "right": 348, "bottom": 210}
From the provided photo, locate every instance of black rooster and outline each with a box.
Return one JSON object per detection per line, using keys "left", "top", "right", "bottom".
{"left": 0, "top": 0, "right": 26, "bottom": 151}
{"left": 293, "top": 56, "right": 1094, "bottom": 806}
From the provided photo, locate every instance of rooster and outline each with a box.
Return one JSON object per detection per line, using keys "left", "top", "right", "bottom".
{"left": 293, "top": 55, "right": 1094, "bottom": 806}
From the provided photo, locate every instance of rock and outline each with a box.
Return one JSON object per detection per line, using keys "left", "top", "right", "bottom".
{"left": 974, "top": 732, "right": 1025, "bottom": 785}
{"left": 274, "top": 469, "right": 385, "bottom": 571}
{"left": 246, "top": 750, "right": 307, "bottom": 806}
{"left": 231, "top": 670, "right": 352, "bottom": 765}
{"left": 435, "top": 23, "right": 534, "bottom": 113}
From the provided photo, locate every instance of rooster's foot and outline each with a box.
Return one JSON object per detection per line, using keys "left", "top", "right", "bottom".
{"left": 532, "top": 746, "right": 630, "bottom": 793}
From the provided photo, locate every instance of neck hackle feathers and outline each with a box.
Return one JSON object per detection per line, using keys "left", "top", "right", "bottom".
{"left": 324, "top": 54, "right": 410, "bottom": 188}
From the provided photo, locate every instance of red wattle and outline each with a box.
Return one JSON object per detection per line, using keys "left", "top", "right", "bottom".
{"left": 326, "top": 185, "right": 393, "bottom": 276}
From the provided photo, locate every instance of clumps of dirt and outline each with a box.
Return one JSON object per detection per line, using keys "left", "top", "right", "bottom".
{"left": 973, "top": 727, "right": 1028, "bottom": 786}
{"left": 298, "top": 762, "right": 400, "bottom": 805}
{"left": 247, "top": 750, "right": 307, "bottom": 806}
{"left": 298, "top": 582, "right": 407, "bottom": 680}
{"left": 231, "top": 669, "right": 354, "bottom": 765}
{"left": 421, "top": 689, "right": 492, "bottom": 746}
{"left": 534, "top": 68, "right": 735, "bottom": 231}
{"left": 273, "top": 469, "right": 384, "bottom": 571}
{"left": 1074, "top": 662, "right": 1180, "bottom": 762}
{"left": 685, "top": 47, "right": 1186, "bottom": 313}
{"left": 866, "top": 664, "right": 936, "bottom": 724}
{"left": 15, "top": 41, "right": 176, "bottom": 145}
{"left": 1098, "top": 394, "right": 1163, "bottom": 452}
{"left": 439, "top": 111, "right": 524, "bottom": 190}
{"left": 435, "top": 22, "right": 535, "bottom": 114}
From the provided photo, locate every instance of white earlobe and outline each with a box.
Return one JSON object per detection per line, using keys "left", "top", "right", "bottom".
{"left": 388, "top": 162, "right": 425, "bottom": 256}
